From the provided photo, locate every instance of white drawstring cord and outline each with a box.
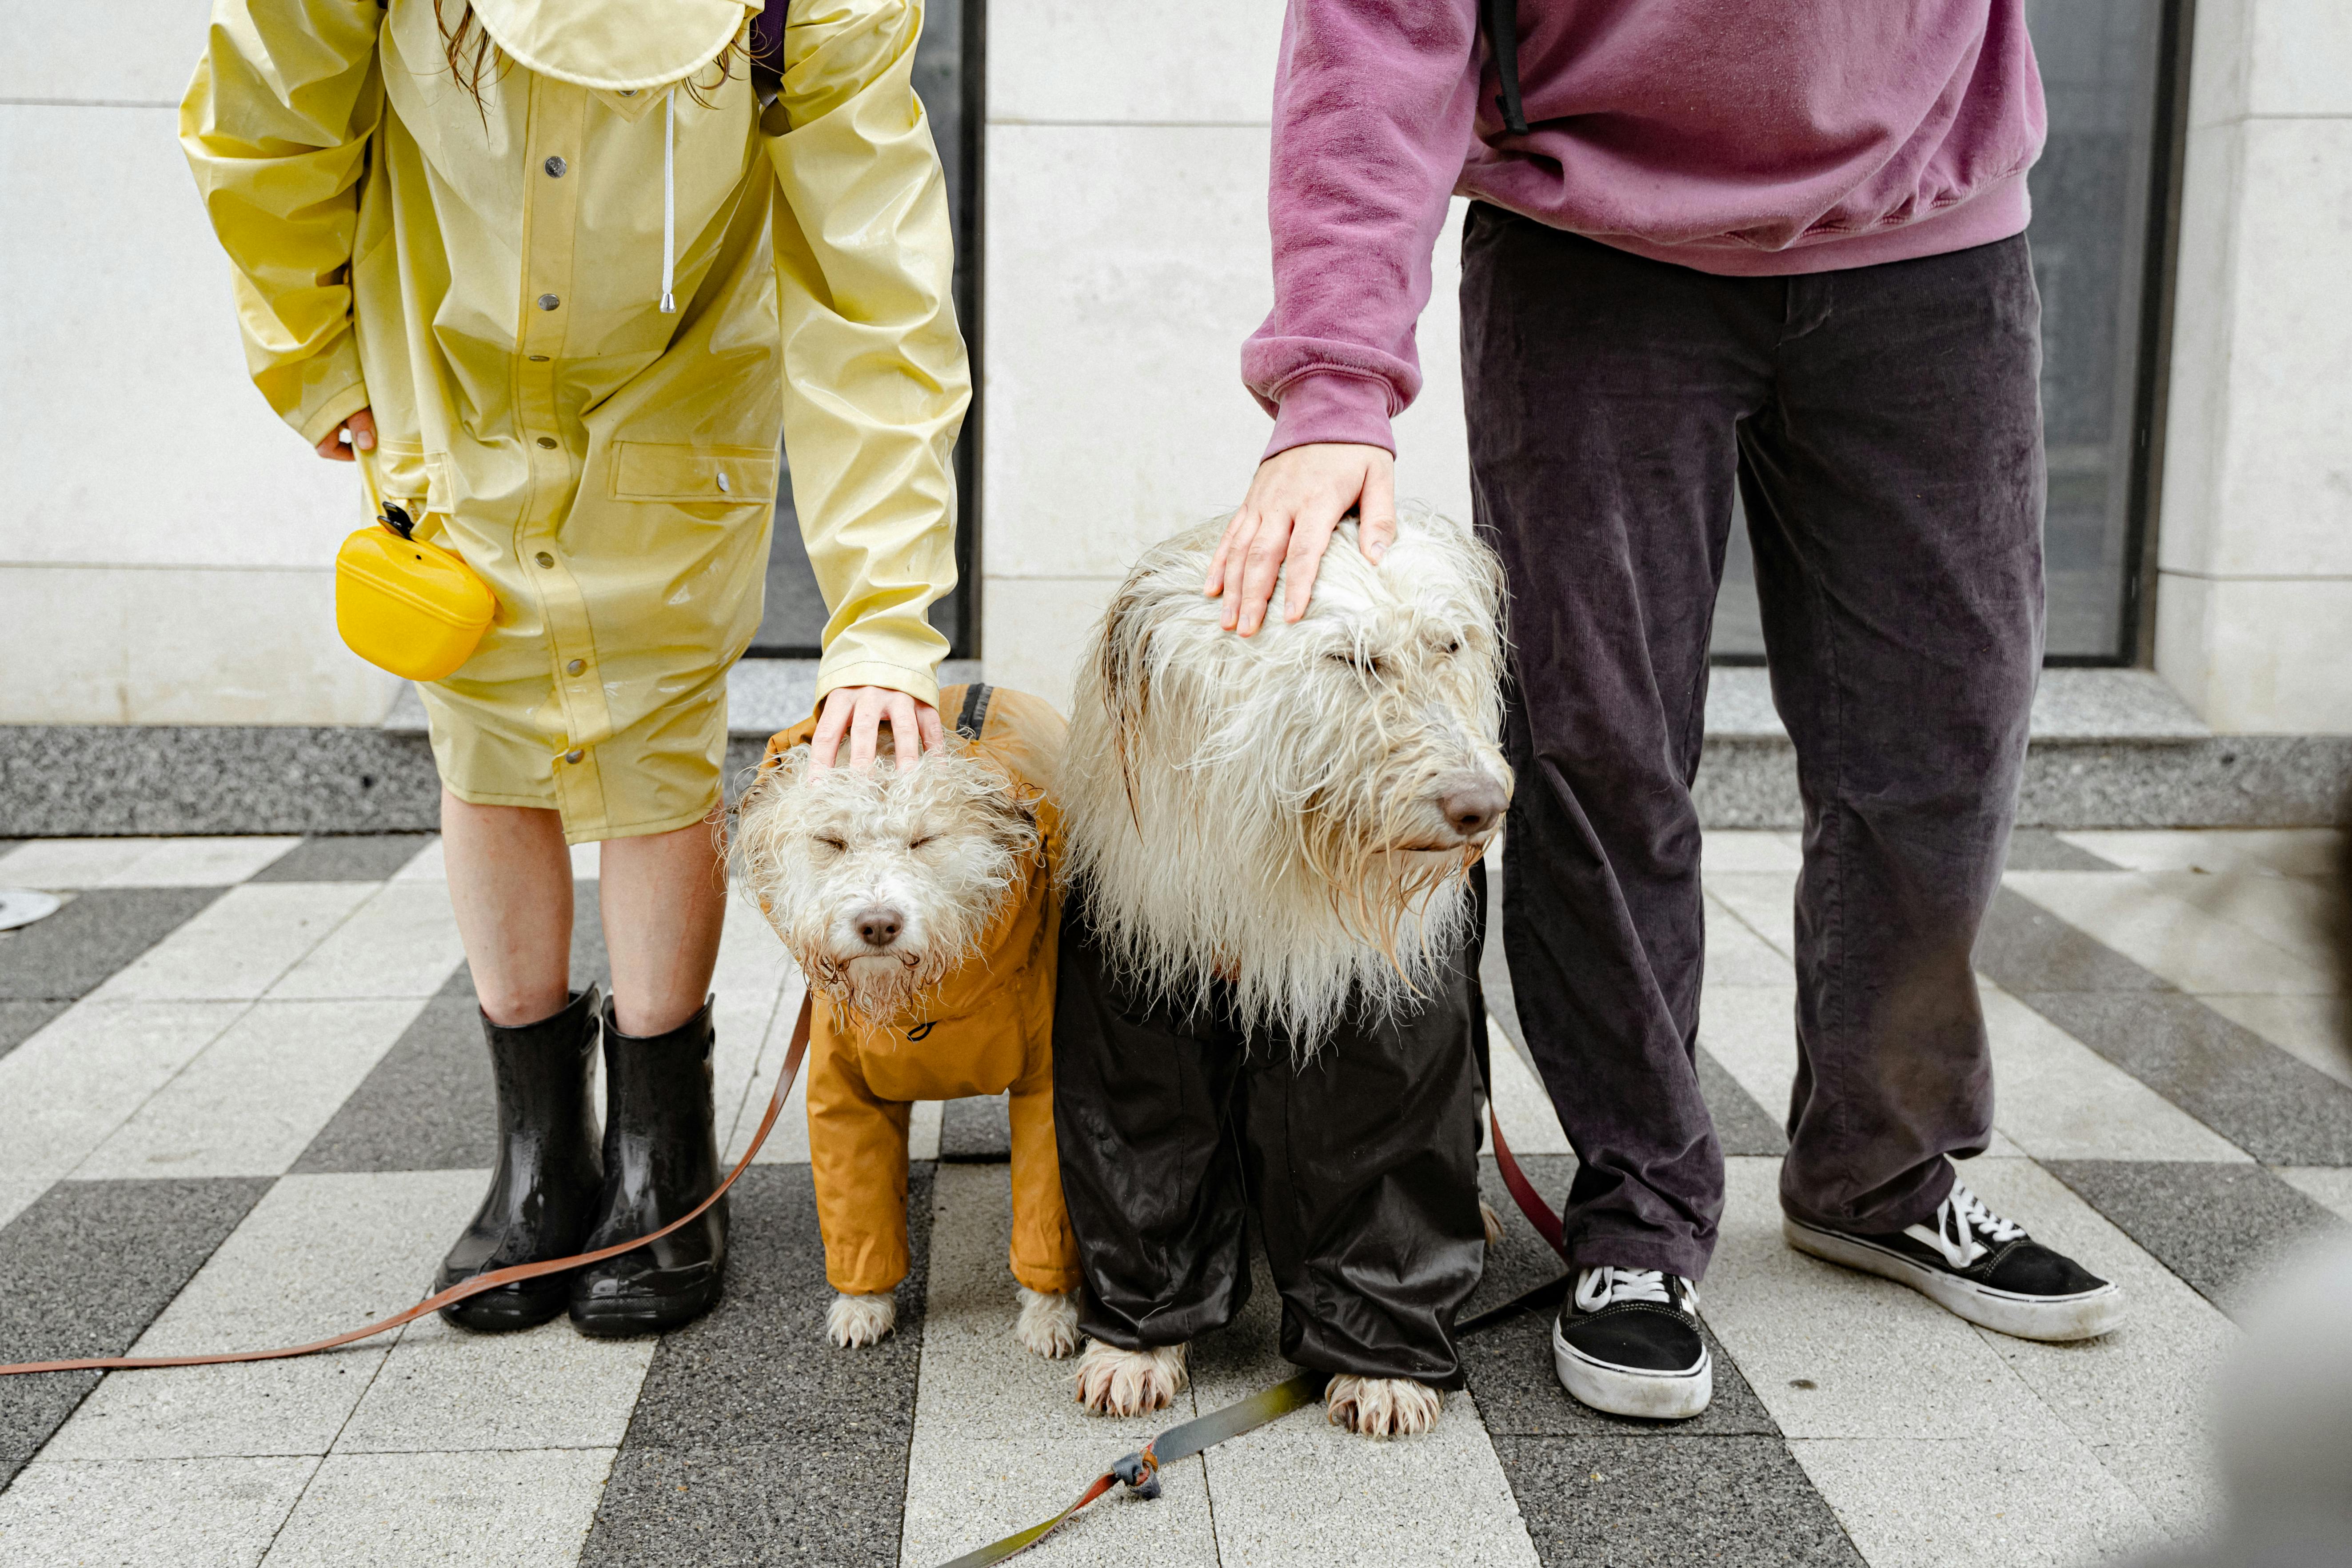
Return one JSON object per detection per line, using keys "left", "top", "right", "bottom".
{"left": 659, "top": 92, "right": 677, "bottom": 314}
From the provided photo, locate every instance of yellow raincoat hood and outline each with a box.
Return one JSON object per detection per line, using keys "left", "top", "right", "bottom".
{"left": 467, "top": 0, "right": 758, "bottom": 92}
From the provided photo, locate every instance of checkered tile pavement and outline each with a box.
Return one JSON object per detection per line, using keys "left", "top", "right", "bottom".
{"left": 0, "top": 828, "right": 2344, "bottom": 1566}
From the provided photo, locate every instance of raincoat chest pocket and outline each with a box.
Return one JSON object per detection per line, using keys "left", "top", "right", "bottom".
{"left": 607, "top": 441, "right": 777, "bottom": 504}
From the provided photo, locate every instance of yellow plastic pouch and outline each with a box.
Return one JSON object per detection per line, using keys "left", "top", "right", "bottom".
{"left": 334, "top": 451, "right": 495, "bottom": 682}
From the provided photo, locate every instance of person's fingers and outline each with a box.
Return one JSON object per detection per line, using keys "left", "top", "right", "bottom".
{"left": 315, "top": 427, "right": 354, "bottom": 462}
{"left": 1280, "top": 510, "right": 1341, "bottom": 622}
{"left": 916, "top": 701, "right": 946, "bottom": 756}
{"left": 848, "top": 687, "right": 888, "bottom": 772}
{"left": 1235, "top": 511, "right": 1298, "bottom": 637}
{"left": 345, "top": 408, "right": 376, "bottom": 453}
{"left": 1357, "top": 456, "right": 1398, "bottom": 566}
{"left": 1217, "top": 511, "right": 1266, "bottom": 629}
{"left": 807, "top": 688, "right": 853, "bottom": 773}
{"left": 885, "top": 692, "right": 918, "bottom": 762}
{"left": 1205, "top": 508, "right": 1253, "bottom": 597}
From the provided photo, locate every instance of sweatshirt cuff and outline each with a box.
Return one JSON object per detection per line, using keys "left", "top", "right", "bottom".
{"left": 1260, "top": 370, "right": 1398, "bottom": 462}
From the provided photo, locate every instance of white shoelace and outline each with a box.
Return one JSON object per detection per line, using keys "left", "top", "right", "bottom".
{"left": 1904, "top": 1181, "right": 2026, "bottom": 1269}
{"left": 1575, "top": 1266, "right": 1695, "bottom": 1315}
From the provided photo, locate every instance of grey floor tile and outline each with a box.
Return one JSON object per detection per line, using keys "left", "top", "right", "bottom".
{"left": 0, "top": 1000, "right": 67, "bottom": 1061}
{"left": 2020, "top": 991, "right": 2352, "bottom": 1165}
{"left": 583, "top": 1440, "right": 907, "bottom": 1568}
{"left": 580, "top": 1163, "right": 934, "bottom": 1564}
{"left": 1496, "top": 1435, "right": 1861, "bottom": 1568}
{"left": 939, "top": 1093, "right": 1013, "bottom": 1162}
{"left": 0, "top": 886, "right": 223, "bottom": 1002}
{"left": 0, "top": 1176, "right": 271, "bottom": 1489}
{"left": 1468, "top": 1157, "right": 1779, "bottom": 1440}
{"left": 1698, "top": 1046, "right": 1788, "bottom": 1157}
{"left": 1975, "top": 887, "right": 2171, "bottom": 996}
{"left": 2043, "top": 1159, "right": 2347, "bottom": 1317}
{"left": 2007, "top": 829, "right": 2124, "bottom": 872}
{"left": 292, "top": 994, "right": 497, "bottom": 1173}
{"left": 249, "top": 834, "right": 436, "bottom": 884}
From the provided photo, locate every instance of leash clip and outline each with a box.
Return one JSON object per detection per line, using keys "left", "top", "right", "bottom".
{"left": 1109, "top": 1448, "right": 1162, "bottom": 1500}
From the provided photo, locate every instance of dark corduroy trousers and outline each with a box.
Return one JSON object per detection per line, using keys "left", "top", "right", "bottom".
{"left": 1459, "top": 206, "right": 2046, "bottom": 1279}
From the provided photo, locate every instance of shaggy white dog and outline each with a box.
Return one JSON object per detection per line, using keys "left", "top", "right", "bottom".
{"left": 735, "top": 732, "right": 1081, "bottom": 1361}
{"left": 1061, "top": 508, "right": 1512, "bottom": 1439}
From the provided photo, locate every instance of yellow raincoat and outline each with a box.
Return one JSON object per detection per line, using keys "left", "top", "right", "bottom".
{"left": 766, "top": 684, "right": 1080, "bottom": 1298}
{"left": 182, "top": 0, "right": 967, "bottom": 842}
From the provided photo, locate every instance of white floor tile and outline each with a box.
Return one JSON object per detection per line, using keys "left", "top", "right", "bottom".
{"left": 711, "top": 890, "right": 795, "bottom": 995}
{"left": 2197, "top": 994, "right": 2352, "bottom": 1088}
{"left": 737, "top": 982, "right": 815, "bottom": 1165}
{"left": 43, "top": 1170, "right": 486, "bottom": 1461}
{"left": 1701, "top": 1158, "right": 2069, "bottom": 1441}
{"left": 0, "top": 1455, "right": 316, "bottom": 1567}
{"left": 1703, "top": 830, "right": 1807, "bottom": 871}
{"left": 261, "top": 1448, "right": 616, "bottom": 1568}
{"left": 2273, "top": 1166, "right": 2352, "bottom": 1221}
{"left": 2133, "top": 870, "right": 2344, "bottom": 971}
{"left": 913, "top": 1164, "right": 1111, "bottom": 1442}
{"left": 92, "top": 882, "right": 378, "bottom": 1002}
{"left": 1979, "top": 985, "right": 2251, "bottom": 1162}
{"left": 0, "top": 836, "right": 299, "bottom": 890}
{"left": 1487, "top": 1025, "right": 1571, "bottom": 1155}
{"left": 72, "top": 998, "right": 426, "bottom": 1180}
{"left": 901, "top": 1438, "right": 1216, "bottom": 1568}
{"left": 910, "top": 1097, "right": 943, "bottom": 1162}
{"left": 1203, "top": 1394, "right": 1541, "bottom": 1568}
{"left": 1699, "top": 987, "right": 2025, "bottom": 1162}
{"left": 267, "top": 882, "right": 467, "bottom": 999}
{"left": 2003, "top": 873, "right": 2336, "bottom": 996}
{"left": 1790, "top": 1432, "right": 2163, "bottom": 1567}
{"left": 1704, "top": 891, "right": 1797, "bottom": 985}
{"left": 0, "top": 998, "right": 248, "bottom": 1181}
{"left": 2056, "top": 829, "right": 2345, "bottom": 878}
{"left": 1703, "top": 870, "right": 1799, "bottom": 961}
{"left": 1958, "top": 1158, "right": 2236, "bottom": 1540}
{"left": 0, "top": 1175, "right": 48, "bottom": 1232}
{"left": 389, "top": 837, "right": 446, "bottom": 881}
{"left": 335, "top": 1312, "right": 655, "bottom": 1454}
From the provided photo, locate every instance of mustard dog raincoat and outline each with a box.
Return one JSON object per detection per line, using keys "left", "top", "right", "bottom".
{"left": 766, "top": 683, "right": 1080, "bottom": 1299}
{"left": 182, "top": 0, "right": 967, "bottom": 842}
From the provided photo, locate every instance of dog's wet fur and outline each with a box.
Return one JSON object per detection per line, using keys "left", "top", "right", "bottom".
{"left": 1061, "top": 508, "right": 1513, "bottom": 1437}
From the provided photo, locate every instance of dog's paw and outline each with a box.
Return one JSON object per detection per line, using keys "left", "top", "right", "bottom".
{"left": 827, "top": 1291, "right": 897, "bottom": 1348}
{"left": 1074, "top": 1339, "right": 1187, "bottom": 1416}
{"left": 1481, "top": 1197, "right": 1507, "bottom": 1248}
{"left": 1015, "top": 1288, "right": 1081, "bottom": 1360}
{"left": 1325, "top": 1375, "right": 1444, "bottom": 1440}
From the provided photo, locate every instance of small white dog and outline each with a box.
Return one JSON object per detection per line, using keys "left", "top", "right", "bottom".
{"left": 734, "top": 684, "right": 1084, "bottom": 1361}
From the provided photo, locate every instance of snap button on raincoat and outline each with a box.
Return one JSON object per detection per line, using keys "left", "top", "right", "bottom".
{"left": 765, "top": 684, "right": 1080, "bottom": 1298}
{"left": 181, "top": 0, "right": 969, "bottom": 842}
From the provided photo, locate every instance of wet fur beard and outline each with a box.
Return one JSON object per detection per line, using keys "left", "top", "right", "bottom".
{"left": 731, "top": 739, "right": 1041, "bottom": 1025}
{"left": 1062, "top": 507, "right": 1510, "bottom": 1051}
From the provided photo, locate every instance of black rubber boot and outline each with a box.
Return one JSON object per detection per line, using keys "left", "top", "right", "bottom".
{"left": 435, "top": 986, "right": 606, "bottom": 1332}
{"left": 569, "top": 996, "right": 729, "bottom": 1337}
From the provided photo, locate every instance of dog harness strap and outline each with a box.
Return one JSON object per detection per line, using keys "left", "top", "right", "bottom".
{"left": 954, "top": 681, "right": 994, "bottom": 741}
{"left": 0, "top": 994, "right": 817, "bottom": 1380}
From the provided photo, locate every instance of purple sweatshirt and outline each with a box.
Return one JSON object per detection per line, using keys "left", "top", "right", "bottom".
{"left": 1243, "top": 0, "right": 2047, "bottom": 458}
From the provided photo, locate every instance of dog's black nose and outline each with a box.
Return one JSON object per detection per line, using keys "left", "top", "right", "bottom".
{"left": 855, "top": 906, "right": 904, "bottom": 947}
{"left": 1438, "top": 775, "right": 1508, "bottom": 838}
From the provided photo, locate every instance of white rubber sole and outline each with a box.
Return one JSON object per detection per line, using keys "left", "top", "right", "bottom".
{"left": 1784, "top": 1218, "right": 2127, "bottom": 1342}
{"left": 1552, "top": 1317, "right": 1713, "bottom": 1420}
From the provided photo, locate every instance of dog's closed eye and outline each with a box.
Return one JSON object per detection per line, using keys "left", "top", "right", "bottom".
{"left": 907, "top": 834, "right": 938, "bottom": 851}
{"left": 1326, "top": 650, "right": 1386, "bottom": 677}
{"left": 812, "top": 833, "right": 847, "bottom": 854}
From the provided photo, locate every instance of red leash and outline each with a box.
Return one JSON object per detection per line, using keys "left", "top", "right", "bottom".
{"left": 0, "top": 994, "right": 814, "bottom": 1379}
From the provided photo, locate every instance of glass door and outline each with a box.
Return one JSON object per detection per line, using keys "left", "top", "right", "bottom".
{"left": 1712, "top": 0, "right": 2188, "bottom": 665}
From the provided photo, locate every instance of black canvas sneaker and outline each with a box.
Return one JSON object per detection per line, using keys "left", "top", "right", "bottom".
{"left": 1785, "top": 1179, "right": 2126, "bottom": 1342}
{"left": 1553, "top": 1266, "right": 1713, "bottom": 1419}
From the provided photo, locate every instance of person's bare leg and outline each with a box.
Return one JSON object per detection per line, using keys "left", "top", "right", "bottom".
{"left": 439, "top": 790, "right": 574, "bottom": 1025}
{"left": 599, "top": 821, "right": 727, "bottom": 1037}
